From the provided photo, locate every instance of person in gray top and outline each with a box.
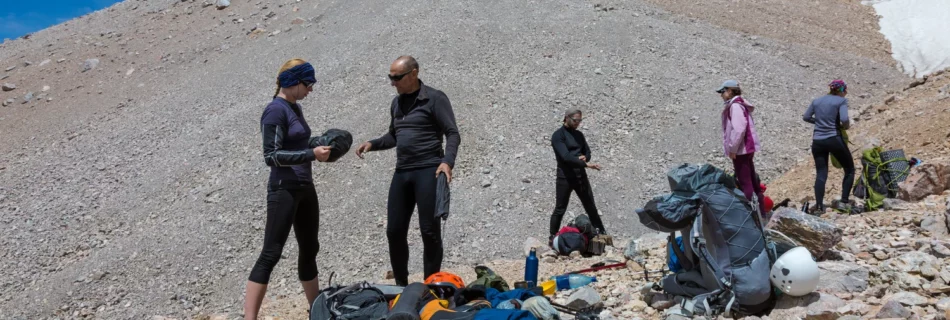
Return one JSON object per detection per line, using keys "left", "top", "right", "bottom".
{"left": 802, "top": 79, "right": 854, "bottom": 214}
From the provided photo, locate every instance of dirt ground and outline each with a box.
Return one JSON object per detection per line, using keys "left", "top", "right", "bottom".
{"left": 639, "top": 0, "right": 894, "bottom": 66}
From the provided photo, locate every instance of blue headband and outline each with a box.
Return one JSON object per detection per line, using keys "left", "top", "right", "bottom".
{"left": 278, "top": 63, "right": 316, "bottom": 88}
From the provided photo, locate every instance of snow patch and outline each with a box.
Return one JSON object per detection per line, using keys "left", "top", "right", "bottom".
{"left": 864, "top": 0, "right": 950, "bottom": 78}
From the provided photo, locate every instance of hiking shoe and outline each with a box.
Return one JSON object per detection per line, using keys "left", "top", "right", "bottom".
{"left": 834, "top": 201, "right": 859, "bottom": 215}
{"left": 807, "top": 205, "right": 825, "bottom": 216}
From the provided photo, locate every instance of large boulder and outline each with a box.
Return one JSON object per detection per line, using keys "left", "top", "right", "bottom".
{"left": 898, "top": 160, "right": 950, "bottom": 201}
{"left": 767, "top": 208, "right": 843, "bottom": 259}
{"left": 816, "top": 262, "right": 868, "bottom": 294}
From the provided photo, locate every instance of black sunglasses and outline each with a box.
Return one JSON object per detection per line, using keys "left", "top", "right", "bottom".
{"left": 301, "top": 80, "right": 315, "bottom": 88}
{"left": 388, "top": 69, "right": 414, "bottom": 82}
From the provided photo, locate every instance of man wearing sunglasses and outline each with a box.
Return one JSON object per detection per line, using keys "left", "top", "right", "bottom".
{"left": 355, "top": 56, "right": 461, "bottom": 286}
{"left": 549, "top": 109, "right": 606, "bottom": 244}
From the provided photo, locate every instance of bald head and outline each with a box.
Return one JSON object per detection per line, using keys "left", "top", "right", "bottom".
{"left": 393, "top": 55, "right": 419, "bottom": 73}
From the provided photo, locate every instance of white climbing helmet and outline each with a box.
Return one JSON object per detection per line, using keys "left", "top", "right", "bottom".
{"left": 770, "top": 246, "right": 820, "bottom": 296}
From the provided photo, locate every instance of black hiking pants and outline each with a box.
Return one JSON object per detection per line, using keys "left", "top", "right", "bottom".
{"left": 812, "top": 136, "right": 856, "bottom": 208}
{"left": 387, "top": 166, "right": 442, "bottom": 286}
{"left": 549, "top": 177, "right": 607, "bottom": 237}
{"left": 249, "top": 182, "right": 320, "bottom": 284}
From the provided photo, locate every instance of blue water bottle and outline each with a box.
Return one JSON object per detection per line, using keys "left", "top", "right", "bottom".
{"left": 525, "top": 248, "right": 539, "bottom": 287}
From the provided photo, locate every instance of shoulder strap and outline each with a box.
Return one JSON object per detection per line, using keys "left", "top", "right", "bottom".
{"left": 669, "top": 233, "right": 694, "bottom": 271}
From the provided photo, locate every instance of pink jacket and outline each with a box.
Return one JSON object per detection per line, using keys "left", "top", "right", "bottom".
{"left": 721, "top": 96, "right": 761, "bottom": 156}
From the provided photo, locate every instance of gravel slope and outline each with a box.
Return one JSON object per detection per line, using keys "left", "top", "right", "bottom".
{"left": 0, "top": 0, "right": 908, "bottom": 318}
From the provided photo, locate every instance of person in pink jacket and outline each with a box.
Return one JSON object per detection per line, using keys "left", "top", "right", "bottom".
{"left": 717, "top": 80, "right": 766, "bottom": 215}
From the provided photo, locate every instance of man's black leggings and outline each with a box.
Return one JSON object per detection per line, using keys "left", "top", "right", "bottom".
{"left": 812, "top": 136, "right": 856, "bottom": 208}
{"left": 249, "top": 183, "right": 320, "bottom": 284}
{"left": 387, "top": 166, "right": 442, "bottom": 286}
{"left": 549, "top": 177, "right": 607, "bottom": 237}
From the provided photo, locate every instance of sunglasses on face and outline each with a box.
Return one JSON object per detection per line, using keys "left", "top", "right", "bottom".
{"left": 388, "top": 69, "right": 414, "bottom": 82}
{"left": 570, "top": 117, "right": 583, "bottom": 122}
{"left": 301, "top": 80, "right": 315, "bottom": 89}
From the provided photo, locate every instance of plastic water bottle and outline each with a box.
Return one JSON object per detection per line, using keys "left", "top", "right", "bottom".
{"left": 525, "top": 248, "right": 539, "bottom": 287}
{"left": 551, "top": 274, "right": 597, "bottom": 291}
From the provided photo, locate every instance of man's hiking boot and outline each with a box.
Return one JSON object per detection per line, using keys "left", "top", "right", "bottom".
{"left": 807, "top": 204, "right": 825, "bottom": 216}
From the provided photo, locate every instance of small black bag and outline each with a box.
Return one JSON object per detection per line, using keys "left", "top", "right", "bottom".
{"left": 310, "top": 129, "right": 353, "bottom": 162}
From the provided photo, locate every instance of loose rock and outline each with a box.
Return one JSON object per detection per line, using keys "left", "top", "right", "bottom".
{"left": 82, "top": 58, "right": 99, "bottom": 72}
{"left": 566, "top": 286, "right": 601, "bottom": 309}
{"left": 2, "top": 83, "right": 15, "bottom": 91}
{"left": 817, "top": 261, "right": 868, "bottom": 294}
{"left": 876, "top": 300, "right": 912, "bottom": 318}
{"left": 889, "top": 291, "right": 928, "bottom": 306}
{"left": 767, "top": 208, "right": 843, "bottom": 259}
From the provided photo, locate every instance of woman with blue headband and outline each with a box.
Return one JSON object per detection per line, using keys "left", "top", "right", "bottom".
{"left": 244, "top": 58, "right": 332, "bottom": 319}
{"left": 803, "top": 79, "right": 855, "bottom": 214}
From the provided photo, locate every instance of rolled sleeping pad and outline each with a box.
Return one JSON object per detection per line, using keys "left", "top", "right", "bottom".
{"left": 387, "top": 282, "right": 432, "bottom": 320}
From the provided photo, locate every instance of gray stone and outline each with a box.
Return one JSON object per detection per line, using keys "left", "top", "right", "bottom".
{"left": 817, "top": 261, "right": 869, "bottom": 293}
{"left": 82, "top": 58, "right": 99, "bottom": 72}
{"left": 767, "top": 208, "right": 843, "bottom": 259}
{"left": 215, "top": 0, "right": 230, "bottom": 9}
{"left": 883, "top": 198, "right": 912, "bottom": 211}
{"left": 624, "top": 233, "right": 667, "bottom": 260}
{"left": 936, "top": 297, "right": 950, "bottom": 311}
{"left": 39, "top": 59, "right": 51, "bottom": 66}
{"left": 922, "top": 214, "right": 950, "bottom": 237}
{"left": 1, "top": 82, "right": 15, "bottom": 91}
{"left": 566, "top": 286, "right": 601, "bottom": 309}
{"left": 890, "top": 291, "right": 928, "bottom": 306}
{"left": 2, "top": 98, "right": 13, "bottom": 106}
{"left": 942, "top": 266, "right": 950, "bottom": 285}
{"left": 804, "top": 293, "right": 848, "bottom": 319}
{"left": 876, "top": 300, "right": 912, "bottom": 318}
{"left": 480, "top": 179, "right": 491, "bottom": 188}
{"left": 4, "top": 66, "right": 14, "bottom": 72}
{"left": 22, "top": 92, "right": 33, "bottom": 104}
{"left": 879, "top": 252, "right": 941, "bottom": 282}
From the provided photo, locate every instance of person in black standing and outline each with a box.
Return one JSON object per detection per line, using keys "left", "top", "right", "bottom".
{"left": 355, "top": 56, "right": 461, "bottom": 286}
{"left": 549, "top": 109, "right": 606, "bottom": 243}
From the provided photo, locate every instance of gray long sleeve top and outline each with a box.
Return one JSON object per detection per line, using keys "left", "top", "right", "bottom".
{"left": 803, "top": 94, "right": 850, "bottom": 140}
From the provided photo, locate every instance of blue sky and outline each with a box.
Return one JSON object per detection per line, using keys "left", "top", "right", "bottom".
{"left": 0, "top": 0, "right": 123, "bottom": 40}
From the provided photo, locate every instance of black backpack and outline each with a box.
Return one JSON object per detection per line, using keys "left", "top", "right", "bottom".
{"left": 310, "top": 282, "right": 388, "bottom": 320}
{"left": 570, "top": 214, "right": 597, "bottom": 239}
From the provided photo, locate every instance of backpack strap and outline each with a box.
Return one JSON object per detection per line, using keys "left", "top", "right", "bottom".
{"left": 693, "top": 204, "right": 733, "bottom": 289}
{"left": 669, "top": 233, "right": 694, "bottom": 271}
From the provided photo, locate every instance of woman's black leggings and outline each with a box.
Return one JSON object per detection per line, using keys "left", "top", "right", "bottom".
{"left": 812, "top": 136, "right": 856, "bottom": 207}
{"left": 549, "top": 177, "right": 607, "bottom": 237}
{"left": 248, "top": 182, "right": 320, "bottom": 284}
{"left": 386, "top": 166, "right": 442, "bottom": 287}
